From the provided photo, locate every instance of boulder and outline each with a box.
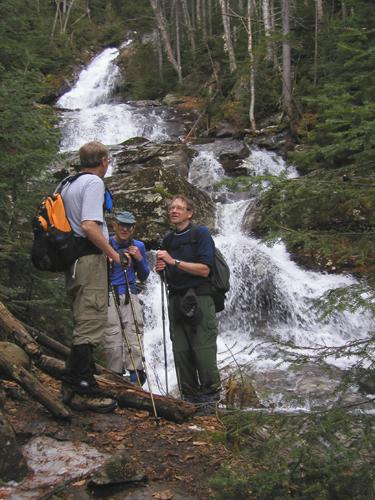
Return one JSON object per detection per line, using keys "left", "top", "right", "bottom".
{"left": 114, "top": 139, "right": 193, "bottom": 178}
{"left": 106, "top": 166, "right": 216, "bottom": 248}
{"left": 242, "top": 198, "right": 263, "bottom": 233}
{"left": 219, "top": 143, "right": 250, "bottom": 177}
{"left": 0, "top": 410, "right": 29, "bottom": 481}
{"left": 0, "top": 342, "right": 31, "bottom": 379}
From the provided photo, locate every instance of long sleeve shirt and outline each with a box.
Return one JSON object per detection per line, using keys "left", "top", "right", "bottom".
{"left": 109, "top": 236, "right": 150, "bottom": 294}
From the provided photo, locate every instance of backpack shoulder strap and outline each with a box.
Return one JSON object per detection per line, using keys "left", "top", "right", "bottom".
{"left": 162, "top": 230, "right": 174, "bottom": 250}
{"left": 56, "top": 171, "right": 93, "bottom": 194}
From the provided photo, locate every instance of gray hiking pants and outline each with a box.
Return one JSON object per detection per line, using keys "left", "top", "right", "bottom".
{"left": 104, "top": 293, "right": 144, "bottom": 373}
{"left": 65, "top": 254, "right": 108, "bottom": 347}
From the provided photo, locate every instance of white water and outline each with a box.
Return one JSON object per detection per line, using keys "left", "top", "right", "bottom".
{"left": 57, "top": 47, "right": 169, "bottom": 151}
{"left": 56, "top": 45, "right": 375, "bottom": 409}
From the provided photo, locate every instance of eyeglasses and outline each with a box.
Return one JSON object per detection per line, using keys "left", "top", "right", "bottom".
{"left": 117, "top": 222, "right": 135, "bottom": 229}
{"left": 168, "top": 205, "right": 191, "bottom": 212}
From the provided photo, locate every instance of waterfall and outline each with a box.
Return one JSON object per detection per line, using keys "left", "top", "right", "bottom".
{"left": 144, "top": 150, "right": 374, "bottom": 408}
{"left": 56, "top": 47, "right": 169, "bottom": 152}
{"left": 56, "top": 45, "right": 374, "bottom": 410}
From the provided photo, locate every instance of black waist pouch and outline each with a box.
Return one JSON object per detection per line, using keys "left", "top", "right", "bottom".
{"left": 178, "top": 288, "right": 203, "bottom": 328}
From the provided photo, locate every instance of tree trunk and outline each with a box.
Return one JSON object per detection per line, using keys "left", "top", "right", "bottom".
{"left": 316, "top": 0, "right": 323, "bottom": 21}
{"left": 219, "top": 0, "right": 237, "bottom": 73}
{"left": 247, "top": 0, "right": 257, "bottom": 131}
{"left": 262, "top": 0, "right": 273, "bottom": 61}
{"left": 208, "top": 0, "right": 213, "bottom": 36}
{"left": 281, "top": 0, "right": 292, "bottom": 118}
{"left": 156, "top": 29, "right": 164, "bottom": 81}
{"left": 201, "top": 0, "right": 207, "bottom": 41}
{"left": 0, "top": 351, "right": 71, "bottom": 419}
{"left": 175, "top": 0, "right": 182, "bottom": 75}
{"left": 313, "top": 0, "right": 323, "bottom": 85}
{"left": 150, "top": 0, "right": 182, "bottom": 83}
{"left": 196, "top": 0, "right": 202, "bottom": 31}
{"left": 181, "top": 0, "right": 196, "bottom": 54}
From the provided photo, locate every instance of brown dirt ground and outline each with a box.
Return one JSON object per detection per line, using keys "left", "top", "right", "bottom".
{"left": 2, "top": 374, "right": 230, "bottom": 500}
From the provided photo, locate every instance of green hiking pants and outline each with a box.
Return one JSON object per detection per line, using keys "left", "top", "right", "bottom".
{"left": 169, "top": 293, "right": 221, "bottom": 398}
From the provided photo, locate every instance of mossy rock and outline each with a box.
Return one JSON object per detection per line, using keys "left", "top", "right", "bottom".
{"left": 106, "top": 166, "right": 215, "bottom": 248}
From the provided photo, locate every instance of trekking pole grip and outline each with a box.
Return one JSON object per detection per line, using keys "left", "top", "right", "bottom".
{"left": 120, "top": 252, "right": 129, "bottom": 270}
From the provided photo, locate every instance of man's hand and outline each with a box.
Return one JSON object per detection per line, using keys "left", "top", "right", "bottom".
{"left": 156, "top": 250, "right": 173, "bottom": 272}
{"left": 127, "top": 245, "right": 142, "bottom": 262}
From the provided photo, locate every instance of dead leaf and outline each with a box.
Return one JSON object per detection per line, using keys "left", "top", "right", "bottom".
{"left": 193, "top": 441, "right": 207, "bottom": 446}
{"left": 134, "top": 411, "right": 149, "bottom": 418}
{"left": 152, "top": 490, "right": 174, "bottom": 500}
{"left": 71, "top": 479, "right": 86, "bottom": 486}
{"left": 176, "top": 436, "right": 192, "bottom": 443}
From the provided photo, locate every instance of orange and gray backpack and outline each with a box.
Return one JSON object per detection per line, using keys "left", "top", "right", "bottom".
{"left": 31, "top": 173, "right": 112, "bottom": 272}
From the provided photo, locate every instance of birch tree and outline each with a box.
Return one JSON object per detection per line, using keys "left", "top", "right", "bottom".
{"left": 262, "top": 0, "right": 273, "bottom": 61}
{"left": 149, "top": 0, "right": 182, "bottom": 83}
{"left": 247, "top": 0, "right": 256, "bottom": 131}
{"left": 51, "top": 0, "right": 78, "bottom": 37}
{"left": 174, "top": 0, "right": 181, "bottom": 77}
{"left": 219, "top": 0, "right": 237, "bottom": 73}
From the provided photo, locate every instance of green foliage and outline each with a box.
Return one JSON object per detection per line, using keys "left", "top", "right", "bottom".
{"left": 124, "top": 43, "right": 176, "bottom": 100}
{"left": 291, "top": 9, "right": 375, "bottom": 174}
{"left": 211, "top": 411, "right": 375, "bottom": 500}
{"left": 251, "top": 172, "right": 375, "bottom": 272}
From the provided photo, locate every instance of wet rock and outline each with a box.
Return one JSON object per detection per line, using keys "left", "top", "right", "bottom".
{"left": 245, "top": 128, "right": 295, "bottom": 156}
{"left": 214, "top": 120, "right": 237, "bottom": 138}
{"left": 242, "top": 199, "right": 263, "bottom": 233}
{"left": 356, "top": 368, "right": 375, "bottom": 395}
{"left": 115, "top": 140, "right": 193, "bottom": 177}
{"left": 163, "top": 94, "right": 185, "bottom": 106}
{"left": 88, "top": 448, "right": 147, "bottom": 488}
{"left": 0, "top": 410, "right": 29, "bottom": 481}
{"left": 219, "top": 143, "right": 250, "bottom": 177}
{"left": 106, "top": 166, "right": 216, "bottom": 248}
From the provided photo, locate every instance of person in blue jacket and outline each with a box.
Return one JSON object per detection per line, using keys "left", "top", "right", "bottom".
{"left": 104, "top": 211, "right": 150, "bottom": 385}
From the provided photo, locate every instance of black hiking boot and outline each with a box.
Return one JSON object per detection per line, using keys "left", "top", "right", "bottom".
{"left": 194, "top": 391, "right": 222, "bottom": 416}
{"left": 62, "top": 344, "right": 117, "bottom": 413}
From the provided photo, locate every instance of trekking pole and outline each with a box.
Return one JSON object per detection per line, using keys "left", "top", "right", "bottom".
{"left": 120, "top": 255, "right": 160, "bottom": 425}
{"left": 160, "top": 272, "right": 169, "bottom": 396}
{"left": 162, "top": 270, "right": 183, "bottom": 399}
{"left": 109, "top": 283, "right": 141, "bottom": 383}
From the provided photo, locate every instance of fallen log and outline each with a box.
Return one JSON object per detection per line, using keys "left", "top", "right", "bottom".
{"left": 0, "top": 301, "right": 196, "bottom": 422}
{"left": 29, "top": 328, "right": 70, "bottom": 358}
{"left": 0, "top": 351, "right": 71, "bottom": 420}
{"left": 38, "top": 355, "right": 195, "bottom": 422}
{"left": 0, "top": 301, "right": 41, "bottom": 359}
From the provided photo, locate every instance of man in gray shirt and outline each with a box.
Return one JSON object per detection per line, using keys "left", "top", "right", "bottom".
{"left": 61, "top": 141, "right": 120, "bottom": 413}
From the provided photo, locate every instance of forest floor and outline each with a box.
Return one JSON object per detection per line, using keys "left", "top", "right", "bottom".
{"left": 1, "top": 375, "right": 230, "bottom": 500}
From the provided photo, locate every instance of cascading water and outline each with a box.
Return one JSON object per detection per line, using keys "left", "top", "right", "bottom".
{"left": 56, "top": 45, "right": 374, "bottom": 410}
{"left": 56, "top": 46, "right": 170, "bottom": 152}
